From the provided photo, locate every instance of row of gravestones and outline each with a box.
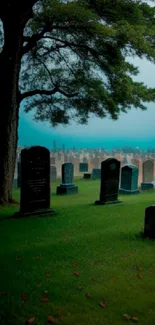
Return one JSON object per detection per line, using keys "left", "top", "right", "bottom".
{"left": 13, "top": 146, "right": 155, "bottom": 240}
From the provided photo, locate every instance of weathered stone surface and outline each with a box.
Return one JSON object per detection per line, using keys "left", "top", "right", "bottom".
{"left": 119, "top": 164, "right": 140, "bottom": 194}
{"left": 95, "top": 158, "right": 122, "bottom": 205}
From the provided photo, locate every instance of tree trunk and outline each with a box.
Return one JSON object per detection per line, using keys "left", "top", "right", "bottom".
{"left": 0, "top": 18, "right": 23, "bottom": 205}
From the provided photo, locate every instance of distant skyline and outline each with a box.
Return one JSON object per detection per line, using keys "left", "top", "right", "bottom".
{"left": 18, "top": 55, "right": 155, "bottom": 150}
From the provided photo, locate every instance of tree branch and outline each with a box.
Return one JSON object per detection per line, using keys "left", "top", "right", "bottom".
{"left": 20, "top": 86, "right": 78, "bottom": 101}
{"left": 20, "top": 86, "right": 58, "bottom": 100}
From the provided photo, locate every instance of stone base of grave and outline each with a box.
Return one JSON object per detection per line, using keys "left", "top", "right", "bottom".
{"left": 13, "top": 208, "right": 56, "bottom": 218}
{"left": 95, "top": 199, "right": 122, "bottom": 205}
{"left": 144, "top": 205, "right": 155, "bottom": 239}
{"left": 141, "top": 182, "right": 154, "bottom": 191}
{"left": 119, "top": 188, "right": 140, "bottom": 195}
{"left": 56, "top": 184, "right": 78, "bottom": 195}
{"left": 83, "top": 173, "right": 91, "bottom": 179}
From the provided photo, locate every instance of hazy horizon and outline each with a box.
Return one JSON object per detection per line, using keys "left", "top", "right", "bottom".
{"left": 19, "top": 55, "right": 155, "bottom": 150}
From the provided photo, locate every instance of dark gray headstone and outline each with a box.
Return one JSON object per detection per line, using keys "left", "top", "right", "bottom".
{"left": 57, "top": 163, "right": 78, "bottom": 195}
{"left": 79, "top": 163, "right": 88, "bottom": 172}
{"left": 95, "top": 158, "right": 122, "bottom": 205}
{"left": 83, "top": 172, "right": 91, "bottom": 179}
{"left": 119, "top": 164, "right": 140, "bottom": 194}
{"left": 62, "top": 163, "right": 73, "bottom": 184}
{"left": 92, "top": 168, "right": 101, "bottom": 180}
{"left": 144, "top": 206, "right": 155, "bottom": 239}
{"left": 142, "top": 160, "right": 154, "bottom": 187}
{"left": 14, "top": 146, "right": 55, "bottom": 217}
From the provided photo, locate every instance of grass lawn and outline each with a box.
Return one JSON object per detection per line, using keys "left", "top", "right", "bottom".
{"left": 0, "top": 179, "right": 155, "bottom": 325}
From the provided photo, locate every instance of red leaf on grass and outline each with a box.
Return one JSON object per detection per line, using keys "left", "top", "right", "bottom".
{"left": 131, "top": 316, "right": 139, "bottom": 322}
{"left": 72, "top": 261, "right": 78, "bottom": 267}
{"left": 73, "top": 271, "right": 79, "bottom": 277}
{"left": 86, "top": 292, "right": 92, "bottom": 298}
{"left": 77, "top": 285, "right": 83, "bottom": 290}
{"left": 45, "top": 273, "right": 50, "bottom": 277}
{"left": 99, "top": 301, "right": 106, "bottom": 308}
{"left": 21, "top": 294, "right": 28, "bottom": 301}
{"left": 48, "top": 315, "right": 55, "bottom": 323}
{"left": 16, "top": 257, "right": 22, "bottom": 261}
{"left": 41, "top": 297, "right": 48, "bottom": 302}
{"left": 138, "top": 273, "right": 143, "bottom": 279}
{"left": 25, "top": 317, "right": 35, "bottom": 324}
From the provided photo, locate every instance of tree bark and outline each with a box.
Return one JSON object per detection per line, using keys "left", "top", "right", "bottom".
{"left": 0, "top": 17, "right": 23, "bottom": 205}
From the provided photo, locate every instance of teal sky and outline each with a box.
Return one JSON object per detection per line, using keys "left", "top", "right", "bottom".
{"left": 18, "top": 55, "right": 155, "bottom": 150}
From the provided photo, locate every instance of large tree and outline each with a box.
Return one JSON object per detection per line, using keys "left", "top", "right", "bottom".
{"left": 0, "top": 0, "right": 155, "bottom": 204}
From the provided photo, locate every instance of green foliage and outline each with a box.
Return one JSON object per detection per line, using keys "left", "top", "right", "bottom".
{"left": 20, "top": 0, "right": 155, "bottom": 125}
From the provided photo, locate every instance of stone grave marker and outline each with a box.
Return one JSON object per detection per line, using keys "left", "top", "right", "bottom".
{"left": 141, "top": 159, "right": 154, "bottom": 190}
{"left": 57, "top": 163, "right": 78, "bottom": 194}
{"left": 92, "top": 168, "right": 101, "bottom": 180}
{"left": 95, "top": 158, "right": 122, "bottom": 205}
{"left": 144, "top": 206, "right": 155, "bottom": 239}
{"left": 83, "top": 172, "right": 91, "bottom": 179}
{"left": 79, "top": 163, "right": 88, "bottom": 172}
{"left": 119, "top": 165, "right": 140, "bottom": 194}
{"left": 14, "top": 146, "right": 55, "bottom": 217}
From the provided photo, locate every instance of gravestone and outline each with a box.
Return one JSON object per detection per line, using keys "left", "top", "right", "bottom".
{"left": 50, "top": 165, "right": 57, "bottom": 182}
{"left": 144, "top": 206, "right": 155, "bottom": 239}
{"left": 141, "top": 160, "right": 154, "bottom": 190}
{"left": 14, "top": 146, "right": 55, "bottom": 217}
{"left": 95, "top": 158, "right": 122, "bottom": 205}
{"left": 57, "top": 163, "right": 78, "bottom": 195}
{"left": 83, "top": 172, "right": 91, "bottom": 179}
{"left": 79, "top": 163, "right": 88, "bottom": 172}
{"left": 92, "top": 168, "right": 101, "bottom": 180}
{"left": 119, "top": 165, "right": 140, "bottom": 194}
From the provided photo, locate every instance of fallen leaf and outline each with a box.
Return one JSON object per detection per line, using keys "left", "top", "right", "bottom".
{"left": 21, "top": 294, "right": 28, "bottom": 301}
{"left": 1, "top": 291, "right": 7, "bottom": 295}
{"left": 41, "top": 297, "right": 48, "bottom": 302}
{"left": 72, "top": 261, "right": 78, "bottom": 267}
{"left": 112, "top": 276, "right": 116, "bottom": 280}
{"left": 99, "top": 301, "right": 106, "bottom": 308}
{"left": 77, "top": 285, "right": 83, "bottom": 290}
{"left": 131, "top": 316, "right": 139, "bottom": 322}
{"left": 73, "top": 271, "right": 79, "bottom": 277}
{"left": 16, "top": 257, "right": 22, "bottom": 261}
{"left": 123, "top": 314, "right": 131, "bottom": 320}
{"left": 36, "top": 256, "right": 40, "bottom": 259}
{"left": 137, "top": 267, "right": 143, "bottom": 271}
{"left": 48, "top": 315, "right": 55, "bottom": 323}
{"left": 86, "top": 292, "right": 92, "bottom": 298}
{"left": 25, "top": 317, "right": 35, "bottom": 325}
{"left": 45, "top": 273, "right": 50, "bottom": 277}
{"left": 138, "top": 273, "right": 143, "bottom": 279}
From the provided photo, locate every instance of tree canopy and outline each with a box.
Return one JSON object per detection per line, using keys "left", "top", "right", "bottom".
{"left": 1, "top": 0, "right": 155, "bottom": 126}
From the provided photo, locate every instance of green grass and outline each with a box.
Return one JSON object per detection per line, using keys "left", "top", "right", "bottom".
{"left": 0, "top": 179, "right": 155, "bottom": 325}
